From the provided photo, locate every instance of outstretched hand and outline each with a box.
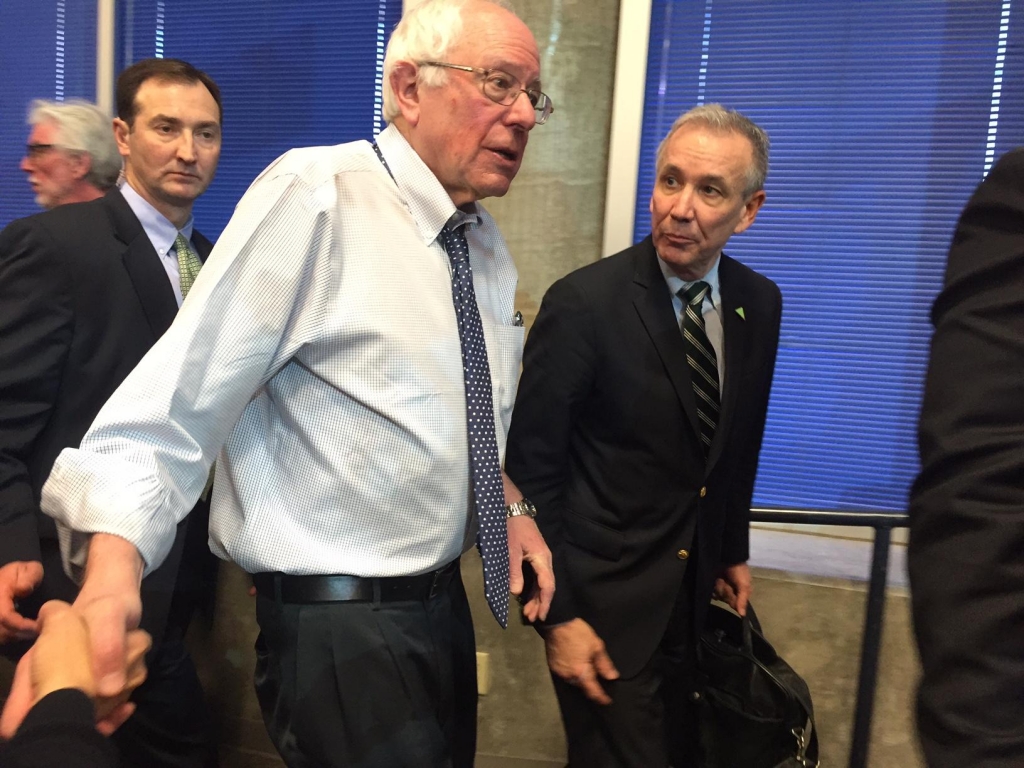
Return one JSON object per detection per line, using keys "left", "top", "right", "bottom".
{"left": 70, "top": 534, "right": 145, "bottom": 705}
{"left": 0, "top": 561, "right": 44, "bottom": 643}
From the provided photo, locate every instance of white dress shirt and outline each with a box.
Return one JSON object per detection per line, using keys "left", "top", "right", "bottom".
{"left": 657, "top": 252, "right": 726, "bottom": 389}
{"left": 42, "top": 124, "right": 524, "bottom": 579}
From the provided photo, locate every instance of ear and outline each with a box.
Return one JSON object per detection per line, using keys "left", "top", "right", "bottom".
{"left": 389, "top": 61, "right": 423, "bottom": 126}
{"left": 69, "top": 152, "right": 92, "bottom": 182}
{"left": 112, "top": 118, "right": 131, "bottom": 159}
{"left": 733, "top": 190, "right": 766, "bottom": 235}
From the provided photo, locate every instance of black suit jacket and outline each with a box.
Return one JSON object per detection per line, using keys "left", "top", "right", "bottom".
{"left": 0, "top": 190, "right": 215, "bottom": 643}
{"left": 909, "top": 148, "right": 1024, "bottom": 767}
{"left": 506, "top": 236, "right": 781, "bottom": 677}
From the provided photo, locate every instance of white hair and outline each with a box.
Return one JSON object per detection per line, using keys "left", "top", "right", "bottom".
{"left": 656, "top": 103, "right": 771, "bottom": 195}
{"left": 381, "top": 0, "right": 516, "bottom": 123}
{"left": 28, "top": 99, "right": 121, "bottom": 191}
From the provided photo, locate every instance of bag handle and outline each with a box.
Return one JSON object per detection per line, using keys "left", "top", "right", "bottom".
{"left": 739, "top": 603, "right": 764, "bottom": 652}
{"left": 739, "top": 602, "right": 819, "bottom": 766}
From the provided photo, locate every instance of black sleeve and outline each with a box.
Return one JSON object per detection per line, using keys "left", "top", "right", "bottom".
{"left": 909, "top": 148, "right": 1024, "bottom": 768}
{"left": 0, "top": 218, "right": 73, "bottom": 565}
{"left": 720, "top": 282, "right": 782, "bottom": 565}
{"left": 505, "top": 277, "right": 598, "bottom": 626}
{"left": 1, "top": 688, "right": 117, "bottom": 768}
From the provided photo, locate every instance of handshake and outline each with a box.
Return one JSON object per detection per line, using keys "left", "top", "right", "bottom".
{"left": 0, "top": 600, "right": 151, "bottom": 741}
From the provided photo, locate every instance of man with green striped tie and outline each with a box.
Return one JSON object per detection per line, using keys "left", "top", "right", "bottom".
{"left": 506, "top": 104, "right": 781, "bottom": 768}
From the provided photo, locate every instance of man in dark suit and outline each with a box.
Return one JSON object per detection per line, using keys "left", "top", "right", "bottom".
{"left": 0, "top": 58, "right": 223, "bottom": 767}
{"left": 505, "top": 104, "right": 781, "bottom": 767}
{"left": 20, "top": 99, "right": 121, "bottom": 210}
{"left": 909, "top": 148, "right": 1024, "bottom": 768}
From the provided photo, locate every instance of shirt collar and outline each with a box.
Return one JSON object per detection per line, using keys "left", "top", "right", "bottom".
{"left": 375, "top": 123, "right": 481, "bottom": 245}
{"left": 656, "top": 251, "right": 723, "bottom": 309}
{"left": 119, "top": 181, "right": 194, "bottom": 256}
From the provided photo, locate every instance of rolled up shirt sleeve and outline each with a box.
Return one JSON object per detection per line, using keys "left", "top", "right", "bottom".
{"left": 41, "top": 167, "right": 333, "bottom": 580}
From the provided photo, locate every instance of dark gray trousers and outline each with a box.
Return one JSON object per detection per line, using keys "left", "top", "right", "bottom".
{"left": 553, "top": 568, "right": 700, "bottom": 768}
{"left": 253, "top": 568, "right": 477, "bottom": 768}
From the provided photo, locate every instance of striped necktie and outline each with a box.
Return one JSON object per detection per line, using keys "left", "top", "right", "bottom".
{"left": 174, "top": 233, "right": 203, "bottom": 298}
{"left": 680, "top": 281, "right": 720, "bottom": 458}
{"left": 439, "top": 221, "right": 510, "bottom": 628}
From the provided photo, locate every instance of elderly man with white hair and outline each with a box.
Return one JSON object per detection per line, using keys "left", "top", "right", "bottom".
{"left": 21, "top": 99, "right": 121, "bottom": 209}
{"left": 34, "top": 1, "right": 555, "bottom": 766}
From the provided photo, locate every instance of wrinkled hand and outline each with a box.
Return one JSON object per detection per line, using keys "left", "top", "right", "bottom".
{"left": 92, "top": 621, "right": 150, "bottom": 736}
{"left": 544, "top": 618, "right": 619, "bottom": 705}
{"left": 72, "top": 534, "right": 145, "bottom": 732}
{"left": 507, "top": 515, "right": 554, "bottom": 623}
{"left": 0, "top": 600, "right": 151, "bottom": 739}
{"left": 714, "top": 562, "right": 753, "bottom": 617}
{"left": 0, "top": 561, "right": 44, "bottom": 643}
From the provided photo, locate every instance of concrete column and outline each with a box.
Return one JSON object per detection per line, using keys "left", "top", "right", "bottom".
{"left": 486, "top": 0, "right": 622, "bottom": 328}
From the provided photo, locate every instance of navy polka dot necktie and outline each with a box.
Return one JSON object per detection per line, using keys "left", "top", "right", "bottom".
{"left": 440, "top": 221, "right": 510, "bottom": 628}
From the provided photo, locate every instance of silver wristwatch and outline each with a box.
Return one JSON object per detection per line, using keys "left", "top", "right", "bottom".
{"left": 505, "top": 499, "right": 538, "bottom": 519}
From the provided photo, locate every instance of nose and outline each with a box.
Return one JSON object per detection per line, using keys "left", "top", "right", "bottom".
{"left": 176, "top": 132, "right": 197, "bottom": 164}
{"left": 20, "top": 155, "right": 33, "bottom": 173}
{"left": 506, "top": 90, "right": 537, "bottom": 131}
{"left": 670, "top": 187, "right": 695, "bottom": 220}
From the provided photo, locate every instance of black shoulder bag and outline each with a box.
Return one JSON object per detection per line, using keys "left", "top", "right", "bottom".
{"left": 694, "top": 602, "right": 819, "bottom": 768}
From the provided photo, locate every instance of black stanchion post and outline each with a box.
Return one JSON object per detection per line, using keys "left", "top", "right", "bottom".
{"left": 847, "top": 524, "right": 892, "bottom": 768}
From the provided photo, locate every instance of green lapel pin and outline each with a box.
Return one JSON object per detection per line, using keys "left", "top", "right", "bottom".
{"left": 735, "top": 307, "right": 746, "bottom": 320}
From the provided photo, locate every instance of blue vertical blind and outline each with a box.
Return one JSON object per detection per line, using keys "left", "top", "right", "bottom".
{"left": 636, "top": 1, "right": 1023, "bottom": 512}
{"left": 0, "top": 1, "right": 97, "bottom": 225}
{"left": 120, "top": 0, "right": 402, "bottom": 239}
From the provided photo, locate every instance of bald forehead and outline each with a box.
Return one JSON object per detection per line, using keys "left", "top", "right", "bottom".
{"left": 460, "top": 0, "right": 519, "bottom": 25}
{"left": 458, "top": 3, "right": 535, "bottom": 42}
{"left": 453, "top": 2, "right": 541, "bottom": 81}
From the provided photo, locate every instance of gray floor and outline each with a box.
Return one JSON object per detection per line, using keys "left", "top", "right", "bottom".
{"left": 468, "top": 528, "right": 922, "bottom": 768}
{"left": 750, "top": 523, "right": 909, "bottom": 588}
{"left": 476, "top": 757, "right": 563, "bottom": 767}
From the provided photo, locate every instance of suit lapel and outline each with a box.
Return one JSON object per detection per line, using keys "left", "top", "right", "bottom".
{"left": 103, "top": 191, "right": 179, "bottom": 338}
{"left": 631, "top": 238, "right": 702, "bottom": 441}
{"left": 192, "top": 230, "right": 214, "bottom": 262}
{"left": 707, "top": 254, "right": 748, "bottom": 471}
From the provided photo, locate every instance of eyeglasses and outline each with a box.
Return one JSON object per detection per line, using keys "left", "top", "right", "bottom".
{"left": 25, "top": 143, "right": 58, "bottom": 159}
{"left": 420, "top": 61, "right": 554, "bottom": 125}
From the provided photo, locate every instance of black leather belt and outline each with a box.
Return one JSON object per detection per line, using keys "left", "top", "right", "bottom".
{"left": 251, "top": 559, "right": 460, "bottom": 604}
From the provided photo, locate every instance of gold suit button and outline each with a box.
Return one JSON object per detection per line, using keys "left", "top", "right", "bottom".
{"left": 699, "top": 486, "right": 707, "bottom": 498}
{"left": 677, "top": 549, "right": 689, "bottom": 560}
